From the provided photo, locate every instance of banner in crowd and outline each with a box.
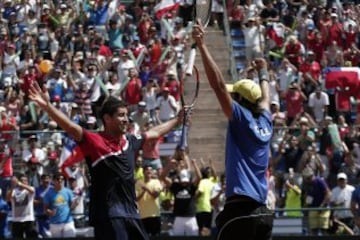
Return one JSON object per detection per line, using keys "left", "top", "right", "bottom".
{"left": 60, "top": 134, "right": 84, "bottom": 178}
{"left": 154, "top": 0, "right": 180, "bottom": 19}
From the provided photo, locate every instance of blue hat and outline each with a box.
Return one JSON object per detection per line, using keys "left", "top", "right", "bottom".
{"left": 133, "top": 36, "right": 139, "bottom": 41}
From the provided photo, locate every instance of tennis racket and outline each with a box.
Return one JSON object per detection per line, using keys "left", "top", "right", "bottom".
{"left": 178, "top": 0, "right": 212, "bottom": 151}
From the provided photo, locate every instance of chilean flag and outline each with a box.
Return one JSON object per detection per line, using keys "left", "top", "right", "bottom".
{"left": 154, "top": 0, "right": 180, "bottom": 19}
{"left": 266, "top": 23, "right": 285, "bottom": 48}
{"left": 324, "top": 67, "right": 360, "bottom": 94}
{"left": 60, "top": 134, "right": 84, "bottom": 178}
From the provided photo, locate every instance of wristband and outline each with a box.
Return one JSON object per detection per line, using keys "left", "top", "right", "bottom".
{"left": 258, "top": 68, "right": 269, "bottom": 82}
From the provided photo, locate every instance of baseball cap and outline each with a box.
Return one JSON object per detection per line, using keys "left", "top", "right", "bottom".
{"left": 138, "top": 101, "right": 146, "bottom": 107}
{"left": 28, "top": 135, "right": 38, "bottom": 141}
{"left": 179, "top": 169, "right": 190, "bottom": 182}
{"left": 226, "top": 79, "right": 262, "bottom": 104}
{"left": 87, "top": 116, "right": 97, "bottom": 124}
{"left": 163, "top": 87, "right": 170, "bottom": 92}
{"left": 337, "top": 172, "right": 347, "bottom": 180}
{"left": 0, "top": 106, "right": 6, "bottom": 112}
{"left": 299, "top": 117, "right": 309, "bottom": 125}
{"left": 331, "top": 13, "right": 338, "bottom": 18}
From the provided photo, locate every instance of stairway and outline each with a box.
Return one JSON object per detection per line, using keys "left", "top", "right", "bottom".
{"left": 185, "top": 27, "right": 232, "bottom": 173}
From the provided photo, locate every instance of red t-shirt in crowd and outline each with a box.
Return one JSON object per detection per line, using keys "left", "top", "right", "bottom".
{"left": 299, "top": 61, "right": 321, "bottom": 82}
{"left": 344, "top": 31, "right": 356, "bottom": 50}
{"left": 165, "top": 80, "right": 180, "bottom": 101}
{"left": 125, "top": 78, "right": 142, "bottom": 105}
{"left": 0, "top": 147, "right": 13, "bottom": 178}
{"left": 285, "top": 90, "right": 305, "bottom": 118}
{"left": 336, "top": 90, "right": 351, "bottom": 112}
{"left": 327, "top": 23, "right": 343, "bottom": 47}
{"left": 0, "top": 116, "right": 17, "bottom": 141}
{"left": 20, "top": 74, "right": 38, "bottom": 95}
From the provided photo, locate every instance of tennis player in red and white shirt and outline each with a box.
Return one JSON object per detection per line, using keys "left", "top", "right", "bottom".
{"left": 29, "top": 82, "right": 184, "bottom": 240}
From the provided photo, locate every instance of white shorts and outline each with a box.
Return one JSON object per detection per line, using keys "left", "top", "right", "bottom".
{"left": 171, "top": 216, "right": 198, "bottom": 236}
{"left": 50, "top": 221, "right": 76, "bottom": 238}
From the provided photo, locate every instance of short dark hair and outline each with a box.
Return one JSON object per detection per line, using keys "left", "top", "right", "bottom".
{"left": 99, "top": 96, "right": 128, "bottom": 123}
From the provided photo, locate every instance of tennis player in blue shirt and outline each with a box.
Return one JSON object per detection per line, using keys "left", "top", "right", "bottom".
{"left": 193, "top": 21, "right": 274, "bottom": 240}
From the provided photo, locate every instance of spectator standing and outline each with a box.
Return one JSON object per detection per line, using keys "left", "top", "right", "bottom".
{"left": 161, "top": 159, "right": 201, "bottom": 236}
{"left": 156, "top": 87, "right": 178, "bottom": 123}
{"left": 43, "top": 173, "right": 77, "bottom": 238}
{"left": 22, "top": 135, "right": 45, "bottom": 188}
{"left": 284, "top": 82, "right": 307, "bottom": 125}
{"left": 330, "top": 172, "right": 355, "bottom": 229}
{"left": 6, "top": 174, "right": 37, "bottom": 239}
{"left": 196, "top": 167, "right": 216, "bottom": 236}
{"left": 136, "top": 165, "right": 163, "bottom": 237}
{"left": 308, "top": 86, "right": 330, "bottom": 125}
{"left": 130, "top": 101, "right": 150, "bottom": 131}
{"left": 302, "top": 167, "right": 332, "bottom": 236}
{"left": 0, "top": 138, "right": 13, "bottom": 197}
{"left": 0, "top": 189, "right": 10, "bottom": 239}
{"left": 34, "top": 174, "right": 52, "bottom": 238}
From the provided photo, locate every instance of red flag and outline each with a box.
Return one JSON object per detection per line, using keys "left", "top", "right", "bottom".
{"left": 154, "top": 0, "right": 180, "bottom": 19}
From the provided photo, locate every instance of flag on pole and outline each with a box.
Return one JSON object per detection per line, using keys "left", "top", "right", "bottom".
{"left": 266, "top": 23, "right": 285, "bottom": 48}
{"left": 154, "top": 0, "right": 180, "bottom": 19}
{"left": 60, "top": 134, "right": 84, "bottom": 178}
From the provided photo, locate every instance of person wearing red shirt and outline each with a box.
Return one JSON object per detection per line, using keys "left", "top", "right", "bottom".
{"left": 164, "top": 71, "right": 180, "bottom": 102}
{"left": 306, "top": 25, "right": 316, "bottom": 50}
{"left": 0, "top": 107, "right": 18, "bottom": 142}
{"left": 148, "top": 37, "right": 162, "bottom": 67}
{"left": 130, "top": 36, "right": 146, "bottom": 58}
{"left": 284, "top": 82, "right": 307, "bottom": 125}
{"left": 19, "top": 66, "right": 39, "bottom": 95}
{"left": 326, "top": 13, "right": 343, "bottom": 48}
{"left": 343, "top": 48, "right": 360, "bottom": 67}
{"left": 124, "top": 68, "right": 142, "bottom": 112}
{"left": 344, "top": 24, "right": 356, "bottom": 50}
{"left": 142, "top": 121, "right": 162, "bottom": 175}
{"left": 299, "top": 51, "right": 321, "bottom": 97}
{"left": 0, "top": 138, "right": 13, "bottom": 198}
{"left": 308, "top": 32, "right": 325, "bottom": 64}
{"left": 284, "top": 36, "right": 303, "bottom": 68}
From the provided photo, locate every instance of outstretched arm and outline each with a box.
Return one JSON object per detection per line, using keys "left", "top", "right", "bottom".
{"left": 28, "top": 82, "right": 83, "bottom": 142}
{"left": 192, "top": 21, "right": 233, "bottom": 119}
{"left": 145, "top": 110, "right": 183, "bottom": 140}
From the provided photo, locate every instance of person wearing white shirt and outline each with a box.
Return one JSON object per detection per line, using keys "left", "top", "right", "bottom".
{"left": 308, "top": 87, "right": 329, "bottom": 124}
{"left": 330, "top": 172, "right": 355, "bottom": 228}
{"left": 7, "top": 174, "right": 37, "bottom": 238}
{"left": 2, "top": 44, "right": 20, "bottom": 79}
{"left": 243, "top": 17, "right": 265, "bottom": 64}
{"left": 156, "top": 88, "right": 178, "bottom": 122}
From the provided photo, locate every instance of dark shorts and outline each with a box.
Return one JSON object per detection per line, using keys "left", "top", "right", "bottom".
{"left": 93, "top": 217, "right": 149, "bottom": 240}
{"left": 196, "top": 212, "right": 212, "bottom": 229}
{"left": 142, "top": 216, "right": 161, "bottom": 237}
{"left": 216, "top": 195, "right": 274, "bottom": 240}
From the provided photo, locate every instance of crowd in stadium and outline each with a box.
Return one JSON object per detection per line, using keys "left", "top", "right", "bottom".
{"left": 0, "top": 0, "right": 360, "bottom": 238}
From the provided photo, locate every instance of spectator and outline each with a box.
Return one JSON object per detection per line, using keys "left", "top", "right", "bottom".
{"left": 136, "top": 165, "right": 163, "bottom": 237}
{"left": 0, "top": 188, "right": 10, "bottom": 239}
{"left": 34, "top": 174, "right": 52, "bottom": 238}
{"left": 142, "top": 121, "right": 163, "bottom": 175}
{"left": 43, "top": 173, "right": 77, "bottom": 238}
{"left": 0, "top": 138, "right": 13, "bottom": 200}
{"left": 22, "top": 135, "right": 46, "bottom": 188}
{"left": 130, "top": 101, "right": 150, "bottom": 131}
{"left": 7, "top": 174, "right": 38, "bottom": 239}
{"left": 302, "top": 167, "right": 331, "bottom": 236}
{"left": 283, "top": 169, "right": 302, "bottom": 217}
{"left": 161, "top": 158, "right": 201, "bottom": 236}
{"left": 156, "top": 87, "right": 178, "bottom": 123}
{"left": 330, "top": 172, "right": 355, "bottom": 229}
{"left": 308, "top": 86, "right": 330, "bottom": 125}
{"left": 284, "top": 82, "right": 307, "bottom": 125}
{"left": 69, "top": 177, "right": 86, "bottom": 228}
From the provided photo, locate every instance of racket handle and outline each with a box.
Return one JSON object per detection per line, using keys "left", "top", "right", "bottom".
{"left": 186, "top": 46, "right": 197, "bottom": 76}
{"left": 178, "top": 125, "right": 188, "bottom": 151}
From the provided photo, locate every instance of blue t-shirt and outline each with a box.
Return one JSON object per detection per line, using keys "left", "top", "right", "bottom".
{"left": 35, "top": 185, "right": 53, "bottom": 215}
{"left": 43, "top": 187, "right": 74, "bottom": 224}
{"left": 351, "top": 186, "right": 360, "bottom": 216}
{"left": 0, "top": 198, "right": 10, "bottom": 238}
{"left": 225, "top": 101, "right": 272, "bottom": 204}
{"left": 306, "top": 177, "right": 329, "bottom": 207}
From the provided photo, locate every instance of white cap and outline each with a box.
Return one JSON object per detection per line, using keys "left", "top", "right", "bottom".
{"left": 43, "top": 4, "right": 50, "bottom": 9}
{"left": 331, "top": 13, "right": 338, "bottom": 18}
{"left": 337, "top": 172, "right": 347, "bottom": 180}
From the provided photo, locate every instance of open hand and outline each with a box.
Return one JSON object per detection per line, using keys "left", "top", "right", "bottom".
{"left": 28, "top": 82, "right": 51, "bottom": 110}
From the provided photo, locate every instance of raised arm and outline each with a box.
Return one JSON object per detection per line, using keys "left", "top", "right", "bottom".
{"left": 28, "top": 82, "right": 83, "bottom": 142}
{"left": 145, "top": 109, "right": 183, "bottom": 140}
{"left": 253, "top": 59, "right": 270, "bottom": 112}
{"left": 192, "top": 21, "right": 233, "bottom": 119}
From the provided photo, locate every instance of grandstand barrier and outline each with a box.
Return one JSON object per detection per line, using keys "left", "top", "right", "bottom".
{"left": 27, "top": 236, "right": 360, "bottom": 240}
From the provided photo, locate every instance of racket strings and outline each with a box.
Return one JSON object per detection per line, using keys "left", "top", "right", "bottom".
{"left": 195, "top": 0, "right": 212, "bottom": 28}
